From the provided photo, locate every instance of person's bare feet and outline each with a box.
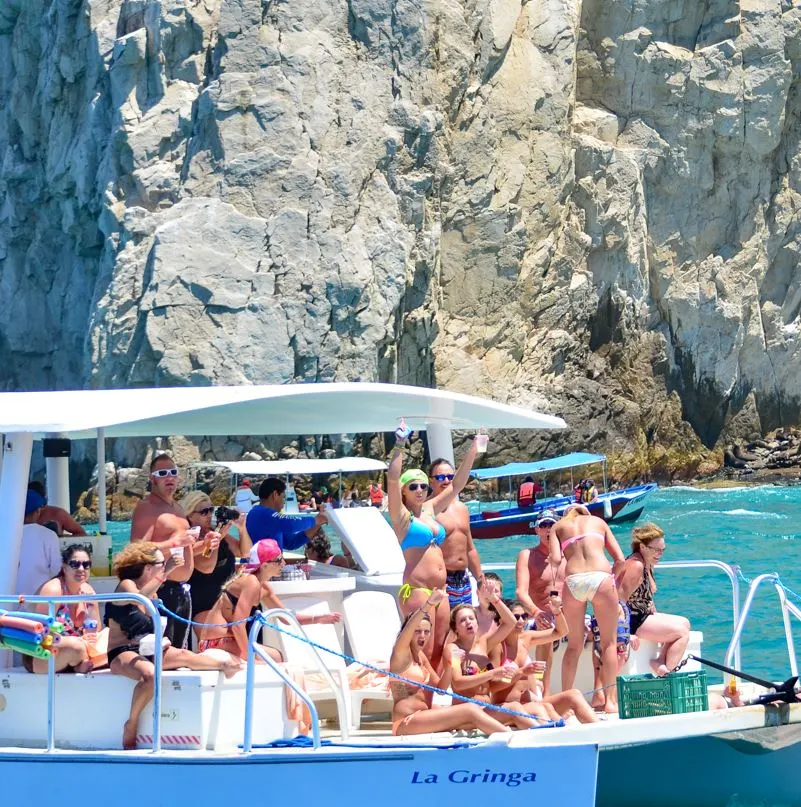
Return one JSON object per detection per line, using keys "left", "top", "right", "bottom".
{"left": 75, "top": 659, "right": 94, "bottom": 674}
{"left": 222, "top": 658, "right": 242, "bottom": 678}
{"left": 591, "top": 694, "right": 606, "bottom": 711}
{"left": 122, "top": 720, "right": 139, "bottom": 750}
{"left": 603, "top": 702, "right": 618, "bottom": 714}
{"left": 650, "top": 660, "right": 670, "bottom": 677}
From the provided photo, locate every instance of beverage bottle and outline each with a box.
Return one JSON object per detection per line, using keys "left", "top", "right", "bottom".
{"left": 84, "top": 618, "right": 98, "bottom": 648}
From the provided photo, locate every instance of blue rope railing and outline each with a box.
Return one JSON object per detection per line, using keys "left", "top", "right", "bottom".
{"left": 156, "top": 602, "right": 563, "bottom": 727}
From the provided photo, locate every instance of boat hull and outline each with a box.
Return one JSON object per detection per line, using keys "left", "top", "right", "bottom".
{"left": 597, "top": 721, "right": 801, "bottom": 807}
{"left": 470, "top": 484, "right": 657, "bottom": 540}
{"left": 1, "top": 742, "right": 598, "bottom": 807}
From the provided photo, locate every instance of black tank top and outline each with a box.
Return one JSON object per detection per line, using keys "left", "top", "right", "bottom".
{"left": 188, "top": 541, "right": 236, "bottom": 617}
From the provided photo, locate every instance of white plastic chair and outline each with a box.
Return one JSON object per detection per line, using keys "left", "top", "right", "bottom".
{"left": 265, "top": 598, "right": 353, "bottom": 733}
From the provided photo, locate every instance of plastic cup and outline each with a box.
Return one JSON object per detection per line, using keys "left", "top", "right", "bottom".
{"left": 169, "top": 546, "right": 184, "bottom": 559}
{"left": 188, "top": 526, "right": 201, "bottom": 541}
{"left": 532, "top": 660, "right": 547, "bottom": 680}
{"left": 475, "top": 431, "right": 489, "bottom": 453}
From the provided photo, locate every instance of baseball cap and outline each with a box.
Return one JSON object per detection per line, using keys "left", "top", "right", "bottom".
{"left": 534, "top": 509, "right": 558, "bottom": 528}
{"left": 247, "top": 539, "right": 283, "bottom": 570}
{"left": 25, "top": 490, "right": 46, "bottom": 515}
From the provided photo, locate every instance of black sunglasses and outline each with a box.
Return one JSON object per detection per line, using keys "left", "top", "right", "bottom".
{"left": 67, "top": 559, "right": 92, "bottom": 570}
{"left": 432, "top": 473, "right": 455, "bottom": 482}
{"left": 407, "top": 483, "right": 429, "bottom": 491}
{"left": 194, "top": 506, "right": 214, "bottom": 516}
{"left": 513, "top": 612, "right": 528, "bottom": 621}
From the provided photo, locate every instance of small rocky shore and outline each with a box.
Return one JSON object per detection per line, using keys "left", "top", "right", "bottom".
{"left": 718, "top": 428, "right": 801, "bottom": 484}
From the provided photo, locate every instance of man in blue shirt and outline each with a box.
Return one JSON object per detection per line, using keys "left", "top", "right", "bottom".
{"left": 246, "top": 477, "right": 328, "bottom": 551}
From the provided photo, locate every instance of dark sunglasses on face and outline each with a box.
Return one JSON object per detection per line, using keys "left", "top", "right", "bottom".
{"left": 513, "top": 613, "right": 528, "bottom": 621}
{"left": 407, "top": 483, "right": 428, "bottom": 492}
{"left": 67, "top": 560, "right": 92, "bottom": 570}
{"left": 149, "top": 560, "right": 166, "bottom": 568}
{"left": 151, "top": 468, "right": 178, "bottom": 478}
{"left": 432, "top": 473, "right": 455, "bottom": 482}
{"left": 195, "top": 506, "right": 214, "bottom": 516}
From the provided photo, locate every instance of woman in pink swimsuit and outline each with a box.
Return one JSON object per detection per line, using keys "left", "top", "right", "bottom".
{"left": 549, "top": 505, "right": 626, "bottom": 713}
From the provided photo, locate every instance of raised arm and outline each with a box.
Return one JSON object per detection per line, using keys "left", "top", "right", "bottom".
{"left": 485, "top": 594, "right": 517, "bottom": 652}
{"left": 387, "top": 438, "right": 408, "bottom": 537}
{"left": 389, "top": 596, "right": 439, "bottom": 673}
{"left": 429, "top": 438, "right": 480, "bottom": 514}
{"left": 548, "top": 524, "right": 563, "bottom": 569}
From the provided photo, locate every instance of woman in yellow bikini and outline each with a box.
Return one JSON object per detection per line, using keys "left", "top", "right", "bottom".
{"left": 388, "top": 422, "right": 480, "bottom": 670}
{"left": 389, "top": 589, "right": 508, "bottom": 736}
{"left": 548, "top": 505, "right": 626, "bottom": 713}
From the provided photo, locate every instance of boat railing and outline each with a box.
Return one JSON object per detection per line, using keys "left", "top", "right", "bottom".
{"left": 724, "top": 574, "right": 799, "bottom": 679}
{"left": 0, "top": 592, "right": 163, "bottom": 753}
{"left": 482, "top": 558, "right": 742, "bottom": 669}
{"left": 243, "top": 608, "right": 348, "bottom": 752}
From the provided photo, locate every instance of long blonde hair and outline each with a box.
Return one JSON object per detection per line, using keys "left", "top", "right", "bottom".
{"left": 631, "top": 523, "right": 664, "bottom": 554}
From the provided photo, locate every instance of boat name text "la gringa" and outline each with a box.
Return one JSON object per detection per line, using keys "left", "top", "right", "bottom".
{"left": 411, "top": 769, "right": 537, "bottom": 786}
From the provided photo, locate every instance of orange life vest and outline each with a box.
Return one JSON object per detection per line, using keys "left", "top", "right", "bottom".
{"left": 517, "top": 481, "right": 535, "bottom": 508}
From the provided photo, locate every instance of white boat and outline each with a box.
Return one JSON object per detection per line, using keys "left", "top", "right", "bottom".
{"left": 0, "top": 383, "right": 798, "bottom": 807}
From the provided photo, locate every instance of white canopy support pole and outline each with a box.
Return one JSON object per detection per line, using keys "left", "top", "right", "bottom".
{"left": 0, "top": 432, "right": 33, "bottom": 667}
{"left": 338, "top": 472, "right": 343, "bottom": 501}
{"left": 425, "top": 422, "right": 454, "bottom": 467}
{"left": 96, "top": 428, "right": 107, "bottom": 535}
{"left": 45, "top": 432, "right": 70, "bottom": 511}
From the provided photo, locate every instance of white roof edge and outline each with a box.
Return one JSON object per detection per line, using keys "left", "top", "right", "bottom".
{"left": 208, "top": 459, "right": 388, "bottom": 475}
{"left": 0, "top": 382, "right": 567, "bottom": 438}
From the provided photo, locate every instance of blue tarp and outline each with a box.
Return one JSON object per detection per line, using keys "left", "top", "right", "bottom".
{"left": 471, "top": 452, "right": 605, "bottom": 480}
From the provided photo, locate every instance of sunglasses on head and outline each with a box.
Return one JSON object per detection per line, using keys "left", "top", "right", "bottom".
{"left": 195, "top": 506, "right": 214, "bottom": 516}
{"left": 432, "top": 473, "right": 455, "bottom": 482}
{"left": 151, "top": 468, "right": 178, "bottom": 478}
{"left": 67, "top": 559, "right": 92, "bottom": 570}
{"left": 407, "top": 482, "right": 428, "bottom": 492}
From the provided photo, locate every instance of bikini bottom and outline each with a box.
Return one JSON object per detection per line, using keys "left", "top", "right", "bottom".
{"left": 565, "top": 571, "right": 612, "bottom": 603}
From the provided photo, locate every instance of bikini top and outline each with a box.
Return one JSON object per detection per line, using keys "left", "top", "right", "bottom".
{"left": 400, "top": 515, "right": 446, "bottom": 551}
{"left": 104, "top": 601, "right": 154, "bottom": 640}
{"left": 560, "top": 531, "right": 605, "bottom": 551}
{"left": 391, "top": 662, "right": 431, "bottom": 698}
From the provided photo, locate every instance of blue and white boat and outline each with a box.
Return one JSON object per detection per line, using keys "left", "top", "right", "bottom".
{"left": 0, "top": 383, "right": 797, "bottom": 807}
{"left": 470, "top": 453, "right": 656, "bottom": 540}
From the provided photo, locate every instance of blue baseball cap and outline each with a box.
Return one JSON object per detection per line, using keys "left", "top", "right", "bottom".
{"left": 25, "top": 490, "right": 46, "bottom": 515}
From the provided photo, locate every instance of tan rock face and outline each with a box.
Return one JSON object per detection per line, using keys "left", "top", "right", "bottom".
{"left": 3, "top": 1, "right": 801, "bottom": 481}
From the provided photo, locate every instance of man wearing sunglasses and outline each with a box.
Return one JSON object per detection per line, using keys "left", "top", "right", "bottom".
{"left": 129, "top": 454, "right": 195, "bottom": 649}
{"left": 427, "top": 458, "right": 484, "bottom": 609}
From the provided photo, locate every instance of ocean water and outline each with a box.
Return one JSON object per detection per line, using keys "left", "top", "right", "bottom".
{"left": 91, "top": 484, "right": 801, "bottom": 682}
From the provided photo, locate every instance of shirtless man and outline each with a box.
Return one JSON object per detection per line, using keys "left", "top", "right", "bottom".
{"left": 27, "top": 481, "right": 86, "bottom": 537}
{"left": 129, "top": 454, "right": 195, "bottom": 649}
{"left": 515, "top": 509, "right": 566, "bottom": 695}
{"left": 428, "top": 458, "right": 484, "bottom": 609}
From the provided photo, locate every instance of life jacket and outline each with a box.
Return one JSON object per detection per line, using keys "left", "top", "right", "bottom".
{"left": 581, "top": 484, "right": 598, "bottom": 503}
{"left": 369, "top": 484, "right": 384, "bottom": 505}
{"left": 517, "top": 481, "right": 535, "bottom": 508}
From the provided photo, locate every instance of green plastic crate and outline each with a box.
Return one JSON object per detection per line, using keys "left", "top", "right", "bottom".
{"left": 617, "top": 670, "right": 708, "bottom": 720}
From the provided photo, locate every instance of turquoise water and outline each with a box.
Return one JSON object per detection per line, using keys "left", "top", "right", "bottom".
{"left": 91, "top": 485, "right": 801, "bottom": 682}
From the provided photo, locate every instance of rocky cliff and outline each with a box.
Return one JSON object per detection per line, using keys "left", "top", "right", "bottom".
{"left": 3, "top": 0, "right": 801, "bottom": 481}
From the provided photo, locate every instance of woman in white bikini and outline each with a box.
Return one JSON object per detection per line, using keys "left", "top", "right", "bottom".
{"left": 548, "top": 505, "right": 626, "bottom": 713}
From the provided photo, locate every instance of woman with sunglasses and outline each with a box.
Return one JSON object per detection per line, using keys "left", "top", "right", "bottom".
{"left": 616, "top": 523, "right": 690, "bottom": 676}
{"left": 388, "top": 424, "right": 481, "bottom": 669}
{"left": 182, "top": 491, "right": 253, "bottom": 630}
{"left": 490, "top": 600, "right": 597, "bottom": 724}
{"left": 197, "top": 539, "right": 342, "bottom": 663}
{"left": 27, "top": 544, "right": 104, "bottom": 673}
{"left": 106, "top": 542, "right": 241, "bottom": 749}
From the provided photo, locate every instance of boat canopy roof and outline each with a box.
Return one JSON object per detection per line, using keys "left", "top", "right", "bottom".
{"left": 206, "top": 458, "right": 387, "bottom": 476}
{"left": 0, "top": 383, "right": 566, "bottom": 439}
{"left": 471, "top": 452, "right": 605, "bottom": 480}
